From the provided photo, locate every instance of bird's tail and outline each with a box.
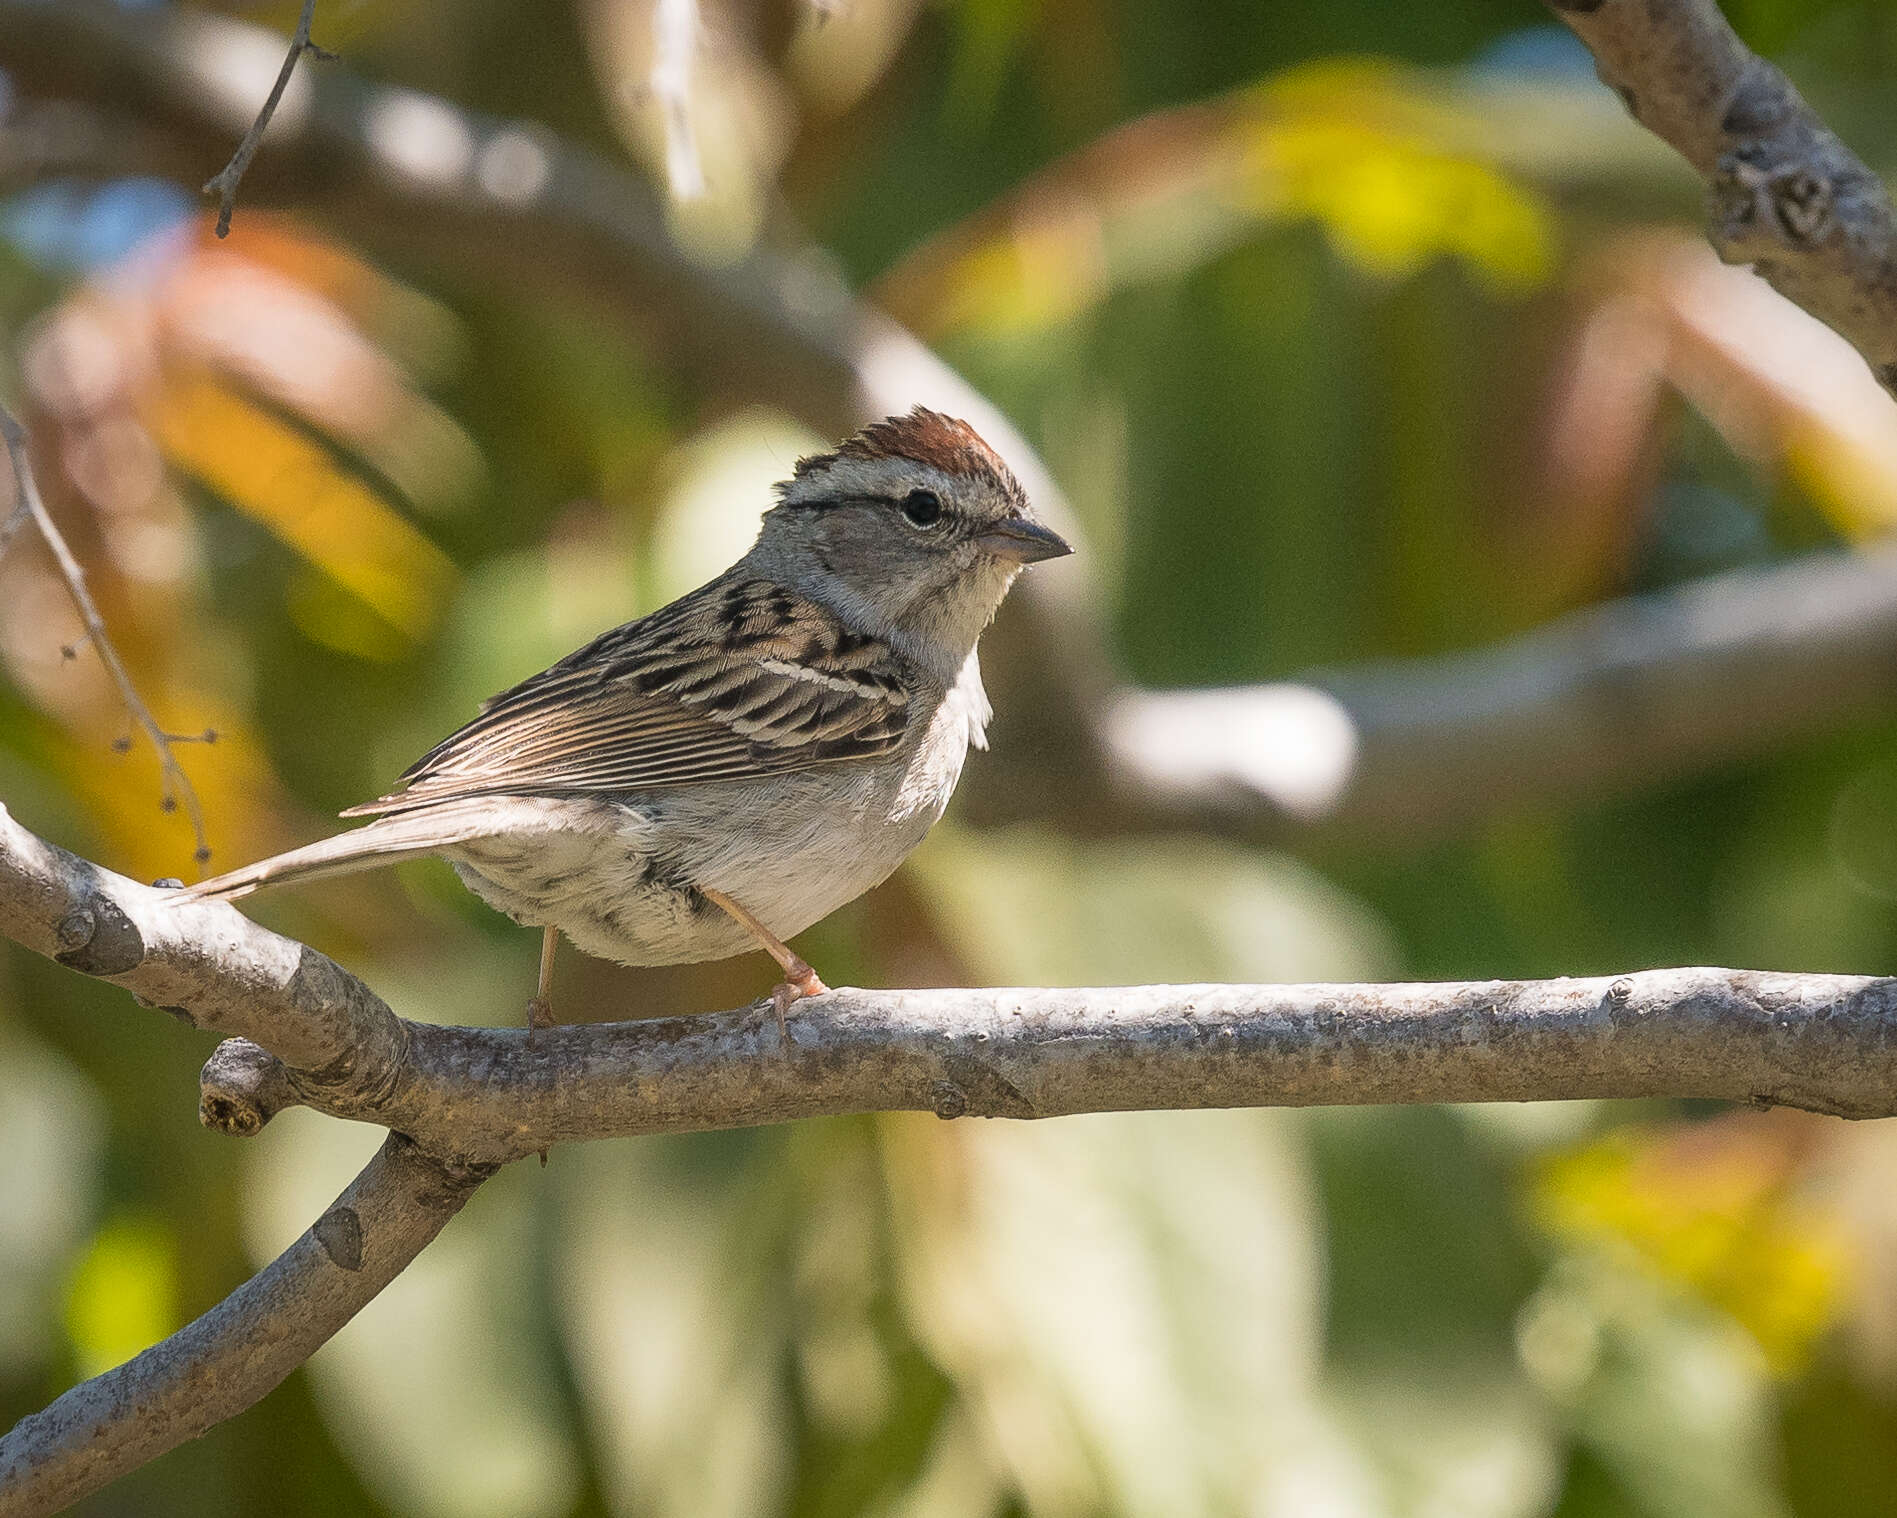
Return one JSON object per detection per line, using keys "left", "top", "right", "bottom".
{"left": 175, "top": 807, "right": 492, "bottom": 904}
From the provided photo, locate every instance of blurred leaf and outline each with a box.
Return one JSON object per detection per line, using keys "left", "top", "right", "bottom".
{"left": 149, "top": 375, "right": 458, "bottom": 643}
{"left": 1534, "top": 1120, "right": 1849, "bottom": 1378}
{"left": 886, "top": 1107, "right": 1361, "bottom": 1517}
{"left": 912, "top": 826, "right": 1396, "bottom": 986}
{"left": 62, "top": 1213, "right": 179, "bottom": 1379}
{"left": 0, "top": 1028, "right": 104, "bottom": 1369}
{"left": 881, "top": 57, "right": 1562, "bottom": 344}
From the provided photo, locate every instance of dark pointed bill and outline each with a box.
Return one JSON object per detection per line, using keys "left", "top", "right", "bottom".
{"left": 975, "top": 517, "right": 1073, "bottom": 564}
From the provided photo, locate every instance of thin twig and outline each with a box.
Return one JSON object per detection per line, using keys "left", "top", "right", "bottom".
{"left": 200, "top": 0, "right": 333, "bottom": 238}
{"left": 0, "top": 406, "right": 214, "bottom": 868}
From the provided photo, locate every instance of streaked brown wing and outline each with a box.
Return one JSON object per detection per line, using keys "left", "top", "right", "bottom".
{"left": 342, "top": 576, "right": 919, "bottom": 817}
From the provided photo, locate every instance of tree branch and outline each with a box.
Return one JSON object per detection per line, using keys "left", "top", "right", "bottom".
{"left": 6, "top": 754, "right": 1897, "bottom": 1499}
{"left": 200, "top": 0, "right": 333, "bottom": 238}
{"left": 1078, "top": 542, "right": 1897, "bottom": 843}
{"left": 0, "top": 402, "right": 215, "bottom": 868}
{"left": 192, "top": 966, "right": 1897, "bottom": 1170}
{"left": 1547, "top": 0, "right": 1897, "bottom": 396}
{"left": 0, "top": 802, "right": 406, "bottom": 1079}
{"left": 0, "top": 1134, "right": 487, "bottom": 1518}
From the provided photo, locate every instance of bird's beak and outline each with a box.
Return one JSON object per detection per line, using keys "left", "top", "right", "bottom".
{"left": 975, "top": 517, "right": 1073, "bottom": 564}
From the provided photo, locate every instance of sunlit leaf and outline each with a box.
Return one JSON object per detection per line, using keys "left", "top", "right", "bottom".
{"left": 62, "top": 1214, "right": 178, "bottom": 1379}
{"left": 1533, "top": 1120, "right": 1849, "bottom": 1377}
{"left": 149, "top": 374, "right": 457, "bottom": 643}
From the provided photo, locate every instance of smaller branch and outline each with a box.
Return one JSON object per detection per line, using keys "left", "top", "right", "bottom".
{"left": 200, "top": 0, "right": 332, "bottom": 238}
{"left": 0, "top": 404, "right": 214, "bottom": 868}
{"left": 968, "top": 542, "right": 1897, "bottom": 845}
{"left": 0, "top": 1135, "right": 488, "bottom": 1518}
{"left": 1547, "top": 0, "right": 1897, "bottom": 396}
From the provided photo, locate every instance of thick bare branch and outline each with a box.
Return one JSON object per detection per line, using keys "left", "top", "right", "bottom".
{"left": 0, "top": 802, "right": 406, "bottom": 1078}
{"left": 5, "top": 767, "right": 1896, "bottom": 1503}
{"left": 0, "top": 1134, "right": 487, "bottom": 1518}
{"left": 1, "top": 799, "right": 1890, "bottom": 1174}
{"left": 191, "top": 967, "right": 1897, "bottom": 1168}
{"left": 1547, "top": 0, "right": 1897, "bottom": 396}
{"left": 0, "top": 403, "right": 215, "bottom": 867}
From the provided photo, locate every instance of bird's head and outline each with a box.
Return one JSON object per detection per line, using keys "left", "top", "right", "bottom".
{"left": 753, "top": 407, "right": 1071, "bottom": 676}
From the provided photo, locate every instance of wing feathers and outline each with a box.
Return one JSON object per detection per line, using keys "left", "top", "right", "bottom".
{"left": 343, "top": 576, "right": 921, "bottom": 818}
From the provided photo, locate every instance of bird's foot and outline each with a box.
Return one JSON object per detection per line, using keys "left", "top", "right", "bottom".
{"left": 525, "top": 995, "right": 556, "bottom": 1035}
{"left": 769, "top": 963, "right": 829, "bottom": 1048}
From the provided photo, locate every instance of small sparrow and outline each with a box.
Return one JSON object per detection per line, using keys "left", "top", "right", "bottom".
{"left": 179, "top": 408, "right": 1070, "bottom": 1034}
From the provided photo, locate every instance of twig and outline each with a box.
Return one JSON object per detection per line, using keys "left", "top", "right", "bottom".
{"left": 0, "top": 406, "right": 214, "bottom": 869}
{"left": 1546, "top": 0, "right": 1897, "bottom": 396}
{"left": 200, "top": 0, "right": 333, "bottom": 238}
{"left": 0, "top": 1134, "right": 487, "bottom": 1518}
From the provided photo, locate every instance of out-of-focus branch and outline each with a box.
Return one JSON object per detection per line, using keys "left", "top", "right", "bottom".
{"left": 201, "top": 0, "right": 332, "bottom": 237}
{"left": 0, "top": 1134, "right": 486, "bottom": 1518}
{"left": 1076, "top": 544, "right": 1897, "bottom": 844}
{"left": 0, "top": 403, "right": 215, "bottom": 867}
{"left": 1547, "top": 0, "right": 1897, "bottom": 397}
{"left": 0, "top": 0, "right": 1112, "bottom": 758}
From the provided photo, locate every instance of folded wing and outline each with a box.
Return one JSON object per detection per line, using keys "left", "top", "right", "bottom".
{"left": 344, "top": 576, "right": 919, "bottom": 817}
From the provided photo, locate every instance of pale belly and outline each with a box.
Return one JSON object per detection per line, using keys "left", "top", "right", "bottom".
{"left": 443, "top": 712, "right": 970, "bottom": 967}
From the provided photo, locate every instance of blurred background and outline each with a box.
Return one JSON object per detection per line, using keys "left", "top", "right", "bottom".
{"left": 6, "top": 0, "right": 1897, "bottom": 1513}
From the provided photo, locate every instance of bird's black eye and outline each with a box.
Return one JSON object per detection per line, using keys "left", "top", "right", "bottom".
{"left": 899, "top": 488, "right": 944, "bottom": 528}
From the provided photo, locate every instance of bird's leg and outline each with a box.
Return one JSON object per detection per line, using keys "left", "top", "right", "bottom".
{"left": 526, "top": 925, "right": 560, "bottom": 1167}
{"left": 699, "top": 886, "right": 828, "bottom": 1042}
{"left": 525, "top": 925, "right": 559, "bottom": 1033}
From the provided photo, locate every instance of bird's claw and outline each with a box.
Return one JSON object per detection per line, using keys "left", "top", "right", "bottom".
{"left": 525, "top": 995, "right": 555, "bottom": 1034}
{"left": 769, "top": 965, "right": 829, "bottom": 1048}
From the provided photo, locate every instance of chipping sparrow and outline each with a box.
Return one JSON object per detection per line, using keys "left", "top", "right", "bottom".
{"left": 179, "top": 408, "right": 1071, "bottom": 1034}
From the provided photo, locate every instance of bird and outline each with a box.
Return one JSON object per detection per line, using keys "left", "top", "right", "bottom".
{"left": 176, "top": 407, "right": 1071, "bottom": 1037}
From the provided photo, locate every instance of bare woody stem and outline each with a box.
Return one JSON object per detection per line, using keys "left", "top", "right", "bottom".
{"left": 0, "top": 1135, "right": 487, "bottom": 1518}
{"left": 0, "top": 404, "right": 215, "bottom": 868}
{"left": 200, "top": 0, "right": 333, "bottom": 238}
{"left": 1546, "top": 0, "right": 1897, "bottom": 396}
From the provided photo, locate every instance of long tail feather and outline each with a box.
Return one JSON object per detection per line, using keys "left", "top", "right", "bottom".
{"left": 176, "top": 808, "right": 491, "bottom": 903}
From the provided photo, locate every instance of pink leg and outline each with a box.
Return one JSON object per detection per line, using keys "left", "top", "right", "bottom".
{"left": 699, "top": 887, "right": 829, "bottom": 1044}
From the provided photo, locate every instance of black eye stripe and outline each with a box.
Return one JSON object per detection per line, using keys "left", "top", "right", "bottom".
{"left": 778, "top": 491, "right": 956, "bottom": 525}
